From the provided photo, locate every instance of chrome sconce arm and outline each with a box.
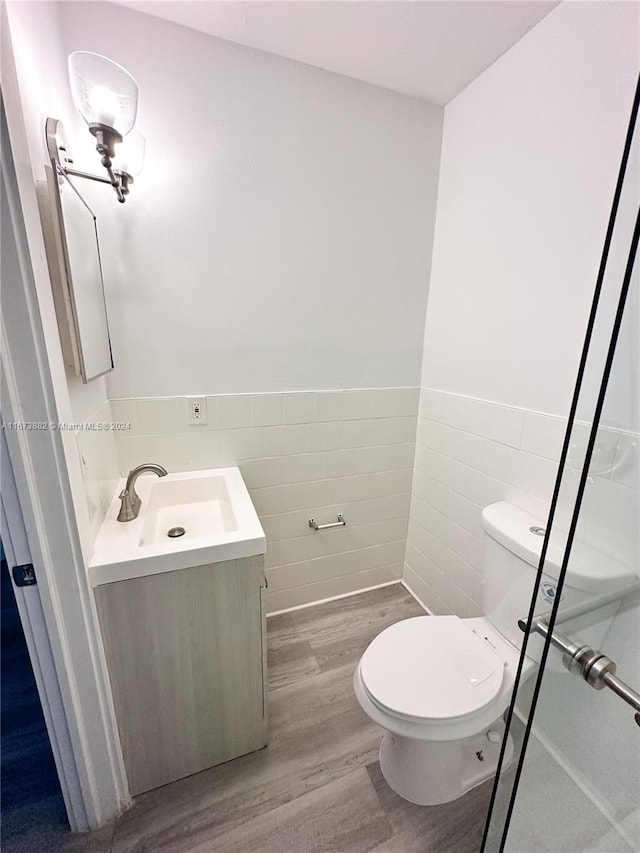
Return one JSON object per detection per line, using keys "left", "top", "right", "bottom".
{"left": 46, "top": 118, "right": 135, "bottom": 204}
{"left": 89, "top": 121, "right": 125, "bottom": 202}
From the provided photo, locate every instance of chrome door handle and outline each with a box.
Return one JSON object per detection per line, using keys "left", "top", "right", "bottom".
{"left": 519, "top": 617, "right": 640, "bottom": 728}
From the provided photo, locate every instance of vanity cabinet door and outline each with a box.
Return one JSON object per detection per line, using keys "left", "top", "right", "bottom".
{"left": 95, "top": 555, "right": 267, "bottom": 795}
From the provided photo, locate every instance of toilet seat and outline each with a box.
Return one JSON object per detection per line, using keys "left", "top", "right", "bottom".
{"left": 360, "top": 616, "right": 506, "bottom": 722}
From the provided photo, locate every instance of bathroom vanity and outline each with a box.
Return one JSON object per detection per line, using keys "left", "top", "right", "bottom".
{"left": 89, "top": 467, "right": 268, "bottom": 795}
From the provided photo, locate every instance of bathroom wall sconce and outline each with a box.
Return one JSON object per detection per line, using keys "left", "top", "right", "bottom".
{"left": 47, "top": 51, "right": 144, "bottom": 203}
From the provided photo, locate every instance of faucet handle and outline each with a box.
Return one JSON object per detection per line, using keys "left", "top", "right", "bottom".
{"left": 117, "top": 463, "right": 166, "bottom": 522}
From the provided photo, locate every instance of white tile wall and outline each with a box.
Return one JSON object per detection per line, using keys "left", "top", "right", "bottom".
{"left": 112, "top": 388, "right": 419, "bottom": 613}
{"left": 76, "top": 399, "right": 120, "bottom": 542}
{"left": 404, "top": 389, "right": 566, "bottom": 617}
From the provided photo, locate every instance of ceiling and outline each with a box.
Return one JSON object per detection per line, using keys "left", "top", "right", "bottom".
{"left": 113, "top": 1, "right": 560, "bottom": 105}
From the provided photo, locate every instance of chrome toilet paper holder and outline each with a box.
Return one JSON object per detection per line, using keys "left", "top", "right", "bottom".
{"left": 308, "top": 513, "right": 346, "bottom": 531}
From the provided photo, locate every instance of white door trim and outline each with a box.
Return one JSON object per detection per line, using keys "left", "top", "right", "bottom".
{"left": 1, "top": 430, "right": 89, "bottom": 830}
{"left": 1, "top": 28, "right": 131, "bottom": 829}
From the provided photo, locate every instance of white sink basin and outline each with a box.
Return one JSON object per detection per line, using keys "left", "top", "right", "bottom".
{"left": 138, "top": 473, "right": 238, "bottom": 547}
{"left": 89, "top": 467, "right": 266, "bottom": 587}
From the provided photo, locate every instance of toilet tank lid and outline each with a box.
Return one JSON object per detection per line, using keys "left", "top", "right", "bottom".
{"left": 482, "top": 502, "right": 545, "bottom": 569}
{"left": 482, "top": 502, "right": 637, "bottom": 591}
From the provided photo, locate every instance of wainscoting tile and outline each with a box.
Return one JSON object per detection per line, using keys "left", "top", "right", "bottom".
{"left": 251, "top": 394, "right": 284, "bottom": 427}
{"left": 440, "top": 392, "right": 467, "bottom": 430}
{"left": 392, "top": 387, "right": 420, "bottom": 417}
{"left": 283, "top": 393, "right": 315, "bottom": 424}
{"left": 216, "top": 395, "right": 252, "bottom": 429}
{"left": 241, "top": 454, "right": 325, "bottom": 490}
{"left": 464, "top": 397, "right": 493, "bottom": 438}
{"left": 117, "top": 434, "right": 179, "bottom": 474}
{"left": 404, "top": 390, "right": 564, "bottom": 617}
{"left": 172, "top": 431, "right": 218, "bottom": 469}
{"left": 334, "top": 469, "right": 412, "bottom": 504}
{"left": 136, "top": 398, "right": 186, "bottom": 435}
{"left": 323, "top": 447, "right": 375, "bottom": 479}
{"left": 271, "top": 564, "right": 402, "bottom": 612}
{"left": 520, "top": 412, "right": 566, "bottom": 461}
{"left": 342, "top": 390, "right": 371, "bottom": 420}
{"left": 110, "top": 398, "right": 138, "bottom": 430}
{"left": 314, "top": 392, "right": 343, "bottom": 422}
{"left": 418, "top": 388, "right": 444, "bottom": 422}
{"left": 403, "top": 563, "right": 450, "bottom": 616}
{"left": 260, "top": 494, "right": 410, "bottom": 543}
{"left": 305, "top": 422, "right": 343, "bottom": 452}
{"left": 369, "top": 389, "right": 397, "bottom": 418}
{"left": 216, "top": 428, "right": 265, "bottom": 462}
{"left": 115, "top": 389, "right": 418, "bottom": 611}
{"left": 488, "top": 404, "right": 525, "bottom": 448}
{"left": 342, "top": 419, "right": 379, "bottom": 449}
{"left": 266, "top": 542, "right": 405, "bottom": 592}
{"left": 264, "top": 425, "right": 306, "bottom": 457}
{"left": 265, "top": 518, "right": 407, "bottom": 570}
{"left": 251, "top": 479, "right": 337, "bottom": 516}
{"left": 376, "top": 416, "right": 414, "bottom": 445}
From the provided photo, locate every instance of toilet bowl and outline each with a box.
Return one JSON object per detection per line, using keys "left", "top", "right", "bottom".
{"left": 354, "top": 614, "right": 532, "bottom": 805}
{"left": 354, "top": 501, "right": 635, "bottom": 806}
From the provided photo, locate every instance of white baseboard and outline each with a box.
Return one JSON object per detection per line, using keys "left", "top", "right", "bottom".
{"left": 266, "top": 579, "right": 403, "bottom": 618}
{"left": 401, "top": 578, "right": 434, "bottom": 615}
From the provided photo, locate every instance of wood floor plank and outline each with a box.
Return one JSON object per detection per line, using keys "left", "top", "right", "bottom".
{"left": 310, "top": 595, "right": 424, "bottom": 674}
{"left": 267, "top": 638, "right": 320, "bottom": 691}
{"left": 366, "top": 759, "right": 490, "bottom": 852}
{"left": 193, "top": 768, "right": 395, "bottom": 853}
{"left": 267, "top": 584, "right": 421, "bottom": 653}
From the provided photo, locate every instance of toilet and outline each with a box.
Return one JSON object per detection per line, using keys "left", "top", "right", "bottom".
{"left": 353, "top": 501, "right": 635, "bottom": 806}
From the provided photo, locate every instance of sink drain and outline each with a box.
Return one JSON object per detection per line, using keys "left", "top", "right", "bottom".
{"left": 167, "top": 526, "right": 186, "bottom": 538}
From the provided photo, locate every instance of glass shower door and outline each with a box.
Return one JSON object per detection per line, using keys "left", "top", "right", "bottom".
{"left": 482, "top": 74, "right": 640, "bottom": 852}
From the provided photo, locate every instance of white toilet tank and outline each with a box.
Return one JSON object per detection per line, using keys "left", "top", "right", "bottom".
{"left": 481, "top": 502, "right": 637, "bottom": 660}
{"left": 482, "top": 502, "right": 548, "bottom": 650}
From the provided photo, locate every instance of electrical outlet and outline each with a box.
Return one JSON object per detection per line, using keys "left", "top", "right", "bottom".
{"left": 187, "top": 397, "right": 207, "bottom": 426}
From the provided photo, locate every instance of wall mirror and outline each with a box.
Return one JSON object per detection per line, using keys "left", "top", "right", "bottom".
{"left": 38, "top": 163, "right": 113, "bottom": 383}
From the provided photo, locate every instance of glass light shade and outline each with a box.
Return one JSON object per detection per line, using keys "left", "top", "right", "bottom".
{"left": 113, "top": 131, "right": 145, "bottom": 177}
{"left": 68, "top": 51, "right": 138, "bottom": 135}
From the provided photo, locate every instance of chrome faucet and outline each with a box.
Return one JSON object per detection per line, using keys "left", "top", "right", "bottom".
{"left": 117, "top": 463, "right": 168, "bottom": 522}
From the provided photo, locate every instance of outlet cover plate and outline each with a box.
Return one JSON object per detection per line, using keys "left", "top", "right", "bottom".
{"left": 187, "top": 397, "right": 207, "bottom": 426}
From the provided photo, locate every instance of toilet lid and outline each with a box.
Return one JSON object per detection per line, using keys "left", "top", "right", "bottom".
{"left": 360, "top": 616, "right": 505, "bottom": 721}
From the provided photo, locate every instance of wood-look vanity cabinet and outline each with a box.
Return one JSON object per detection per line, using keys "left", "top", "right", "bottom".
{"left": 94, "top": 555, "right": 268, "bottom": 795}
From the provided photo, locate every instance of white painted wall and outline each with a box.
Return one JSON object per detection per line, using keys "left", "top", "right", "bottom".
{"left": 421, "top": 1, "right": 639, "bottom": 417}
{"left": 59, "top": 1, "right": 443, "bottom": 399}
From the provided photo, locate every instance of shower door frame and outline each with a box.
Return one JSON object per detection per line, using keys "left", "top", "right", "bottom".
{"left": 481, "top": 72, "right": 640, "bottom": 851}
